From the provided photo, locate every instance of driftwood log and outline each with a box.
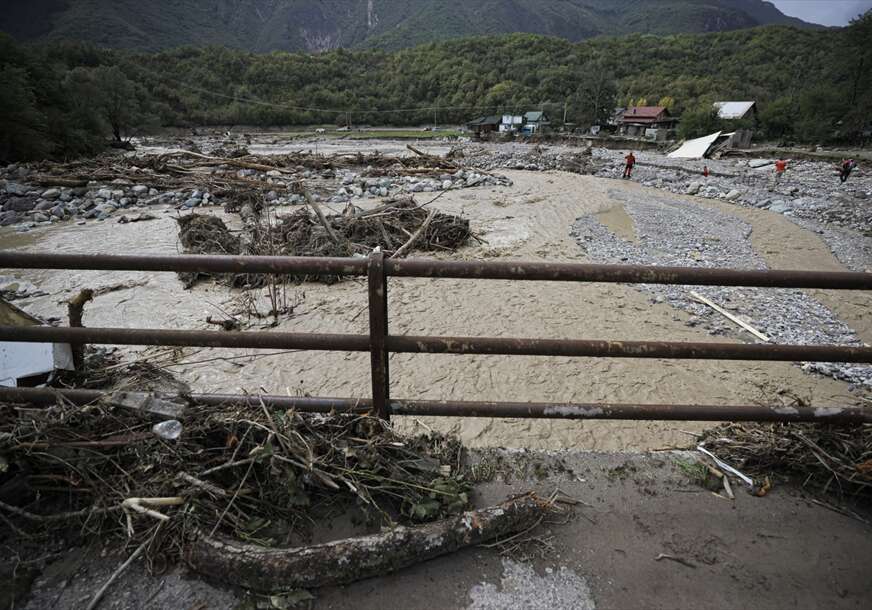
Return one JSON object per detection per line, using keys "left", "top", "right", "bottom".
{"left": 187, "top": 493, "right": 548, "bottom": 591}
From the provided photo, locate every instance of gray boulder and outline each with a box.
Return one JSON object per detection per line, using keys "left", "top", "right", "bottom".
{"left": 0, "top": 211, "right": 20, "bottom": 226}
{"left": 41, "top": 188, "right": 60, "bottom": 199}
{"left": 685, "top": 182, "right": 701, "bottom": 195}
{"left": 769, "top": 201, "right": 790, "bottom": 214}
{"left": 5, "top": 182, "right": 29, "bottom": 196}
{"left": 33, "top": 213, "right": 50, "bottom": 223}
{"left": 4, "top": 196, "right": 38, "bottom": 212}
{"left": 725, "top": 189, "right": 742, "bottom": 201}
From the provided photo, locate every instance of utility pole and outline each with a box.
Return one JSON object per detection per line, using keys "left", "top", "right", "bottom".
{"left": 563, "top": 100, "right": 568, "bottom": 125}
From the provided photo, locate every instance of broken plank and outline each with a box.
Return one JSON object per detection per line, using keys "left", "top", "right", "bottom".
{"left": 689, "top": 291, "right": 770, "bottom": 342}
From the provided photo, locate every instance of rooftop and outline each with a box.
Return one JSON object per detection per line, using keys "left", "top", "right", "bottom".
{"left": 714, "top": 101, "right": 756, "bottom": 119}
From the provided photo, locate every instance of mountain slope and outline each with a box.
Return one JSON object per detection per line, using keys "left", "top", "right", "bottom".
{"left": 0, "top": 0, "right": 815, "bottom": 52}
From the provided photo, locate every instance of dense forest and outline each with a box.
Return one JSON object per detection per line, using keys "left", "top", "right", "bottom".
{"left": 1, "top": 14, "right": 870, "bottom": 163}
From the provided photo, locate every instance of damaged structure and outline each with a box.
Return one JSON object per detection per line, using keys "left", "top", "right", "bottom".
{"left": 0, "top": 299, "right": 73, "bottom": 386}
{"left": 669, "top": 129, "right": 753, "bottom": 159}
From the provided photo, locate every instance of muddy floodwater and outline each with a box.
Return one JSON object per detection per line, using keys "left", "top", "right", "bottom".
{"left": 2, "top": 141, "right": 870, "bottom": 451}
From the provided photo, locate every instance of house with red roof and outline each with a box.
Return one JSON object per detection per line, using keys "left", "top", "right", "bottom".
{"left": 619, "top": 106, "right": 678, "bottom": 137}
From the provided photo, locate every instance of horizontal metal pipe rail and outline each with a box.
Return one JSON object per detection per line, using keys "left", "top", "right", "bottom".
{"left": 2, "top": 251, "right": 871, "bottom": 289}
{"left": 1, "top": 251, "right": 871, "bottom": 424}
{"left": 2, "top": 326, "right": 872, "bottom": 363}
{"left": 0, "top": 326, "right": 370, "bottom": 352}
{"left": 2, "top": 387, "right": 870, "bottom": 424}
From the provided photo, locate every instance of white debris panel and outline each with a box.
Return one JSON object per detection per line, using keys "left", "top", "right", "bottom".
{"left": 668, "top": 131, "right": 722, "bottom": 159}
{"left": 0, "top": 299, "right": 74, "bottom": 386}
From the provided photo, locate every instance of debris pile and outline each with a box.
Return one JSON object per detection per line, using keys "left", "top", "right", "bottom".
{"left": 702, "top": 422, "right": 872, "bottom": 502}
{"left": 176, "top": 198, "right": 474, "bottom": 287}
{"left": 0, "top": 145, "right": 513, "bottom": 232}
{"left": 0, "top": 399, "right": 472, "bottom": 562}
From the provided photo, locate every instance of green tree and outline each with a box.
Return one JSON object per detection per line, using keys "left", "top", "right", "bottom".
{"left": 0, "top": 65, "right": 49, "bottom": 162}
{"left": 575, "top": 59, "right": 617, "bottom": 126}
{"left": 678, "top": 102, "right": 719, "bottom": 139}
{"left": 758, "top": 97, "right": 795, "bottom": 140}
{"left": 92, "top": 65, "right": 158, "bottom": 142}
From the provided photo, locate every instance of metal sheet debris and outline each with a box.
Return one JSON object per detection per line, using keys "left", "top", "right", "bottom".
{"left": 668, "top": 131, "right": 722, "bottom": 159}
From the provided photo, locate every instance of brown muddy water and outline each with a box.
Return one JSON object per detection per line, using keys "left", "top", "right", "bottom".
{"left": 1, "top": 155, "right": 869, "bottom": 451}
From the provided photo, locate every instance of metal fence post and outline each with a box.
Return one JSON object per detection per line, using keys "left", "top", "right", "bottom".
{"left": 368, "top": 250, "right": 391, "bottom": 420}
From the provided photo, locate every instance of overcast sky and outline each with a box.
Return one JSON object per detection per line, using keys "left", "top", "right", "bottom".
{"left": 771, "top": 0, "right": 872, "bottom": 26}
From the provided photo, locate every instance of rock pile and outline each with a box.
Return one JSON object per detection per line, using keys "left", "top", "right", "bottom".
{"left": 456, "top": 145, "right": 600, "bottom": 174}
{"left": 327, "top": 169, "right": 511, "bottom": 204}
{"left": 0, "top": 166, "right": 229, "bottom": 231}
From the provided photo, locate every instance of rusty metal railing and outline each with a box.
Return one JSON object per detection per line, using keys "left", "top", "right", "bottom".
{"left": 1, "top": 251, "right": 871, "bottom": 424}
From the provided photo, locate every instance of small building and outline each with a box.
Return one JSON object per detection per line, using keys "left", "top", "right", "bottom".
{"left": 522, "top": 111, "right": 550, "bottom": 134}
{"left": 619, "top": 106, "right": 678, "bottom": 137}
{"left": 714, "top": 101, "right": 757, "bottom": 121}
{"left": 500, "top": 115, "right": 524, "bottom": 133}
{"left": 466, "top": 115, "right": 502, "bottom": 137}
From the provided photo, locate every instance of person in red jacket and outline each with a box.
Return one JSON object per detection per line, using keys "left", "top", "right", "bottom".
{"left": 623, "top": 152, "right": 636, "bottom": 179}
{"left": 774, "top": 159, "right": 787, "bottom": 184}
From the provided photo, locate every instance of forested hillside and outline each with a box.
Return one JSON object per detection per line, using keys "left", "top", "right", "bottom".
{"left": 1, "top": 14, "right": 870, "bottom": 163}
{"left": 1, "top": 0, "right": 812, "bottom": 53}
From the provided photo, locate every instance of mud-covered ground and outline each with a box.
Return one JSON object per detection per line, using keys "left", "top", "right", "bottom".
{"left": 15, "top": 451, "right": 872, "bottom": 610}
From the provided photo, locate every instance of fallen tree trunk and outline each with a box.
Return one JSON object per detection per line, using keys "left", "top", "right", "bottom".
{"left": 167, "top": 150, "right": 290, "bottom": 174}
{"left": 29, "top": 175, "right": 89, "bottom": 187}
{"left": 187, "top": 493, "right": 548, "bottom": 591}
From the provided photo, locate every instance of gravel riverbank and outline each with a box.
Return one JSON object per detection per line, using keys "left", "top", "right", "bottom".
{"left": 573, "top": 187, "right": 872, "bottom": 388}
